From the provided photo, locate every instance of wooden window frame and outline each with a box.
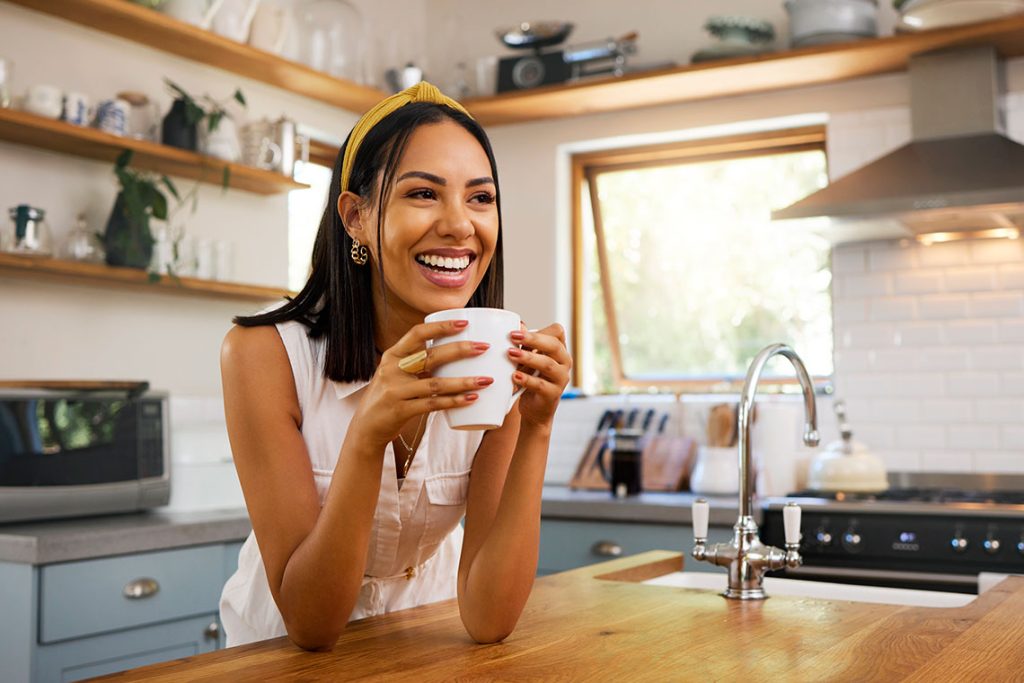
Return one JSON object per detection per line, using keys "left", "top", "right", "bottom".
{"left": 571, "top": 125, "right": 830, "bottom": 393}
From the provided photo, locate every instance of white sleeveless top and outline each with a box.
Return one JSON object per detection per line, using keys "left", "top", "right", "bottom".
{"left": 219, "top": 318, "right": 484, "bottom": 646}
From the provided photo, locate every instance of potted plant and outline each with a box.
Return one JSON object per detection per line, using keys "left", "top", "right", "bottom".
{"left": 161, "top": 79, "right": 247, "bottom": 158}
{"left": 104, "top": 149, "right": 179, "bottom": 269}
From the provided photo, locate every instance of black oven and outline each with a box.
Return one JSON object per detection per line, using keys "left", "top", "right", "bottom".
{"left": 0, "top": 382, "right": 170, "bottom": 523}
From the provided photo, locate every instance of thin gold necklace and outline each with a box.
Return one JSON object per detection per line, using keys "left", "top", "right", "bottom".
{"left": 398, "top": 414, "right": 427, "bottom": 479}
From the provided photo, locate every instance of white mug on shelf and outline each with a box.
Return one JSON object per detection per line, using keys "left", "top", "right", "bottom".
{"left": 200, "top": 115, "right": 241, "bottom": 162}
{"left": 424, "top": 307, "right": 532, "bottom": 431}
{"left": 62, "top": 92, "right": 93, "bottom": 126}
{"left": 24, "top": 84, "right": 63, "bottom": 119}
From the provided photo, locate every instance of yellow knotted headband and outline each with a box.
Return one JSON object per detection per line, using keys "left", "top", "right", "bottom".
{"left": 340, "top": 81, "right": 473, "bottom": 193}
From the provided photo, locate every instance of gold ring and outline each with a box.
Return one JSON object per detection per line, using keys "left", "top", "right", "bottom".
{"left": 398, "top": 350, "right": 427, "bottom": 375}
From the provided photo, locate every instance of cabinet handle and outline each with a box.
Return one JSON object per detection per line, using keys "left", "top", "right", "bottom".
{"left": 591, "top": 540, "right": 623, "bottom": 557}
{"left": 122, "top": 577, "right": 160, "bottom": 599}
{"left": 204, "top": 621, "right": 221, "bottom": 640}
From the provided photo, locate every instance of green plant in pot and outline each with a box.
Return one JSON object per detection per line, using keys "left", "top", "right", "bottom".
{"left": 104, "top": 149, "right": 180, "bottom": 270}
{"left": 162, "top": 78, "right": 246, "bottom": 155}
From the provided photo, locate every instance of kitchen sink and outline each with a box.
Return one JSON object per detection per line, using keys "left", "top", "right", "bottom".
{"left": 643, "top": 571, "right": 976, "bottom": 608}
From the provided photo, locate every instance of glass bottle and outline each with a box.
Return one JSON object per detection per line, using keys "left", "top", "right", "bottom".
{"left": 62, "top": 212, "right": 105, "bottom": 263}
{"left": 295, "top": 0, "right": 366, "bottom": 83}
{"left": 7, "top": 205, "right": 52, "bottom": 256}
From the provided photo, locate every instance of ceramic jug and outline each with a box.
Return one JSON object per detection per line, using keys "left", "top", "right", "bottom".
{"left": 210, "top": 0, "right": 261, "bottom": 43}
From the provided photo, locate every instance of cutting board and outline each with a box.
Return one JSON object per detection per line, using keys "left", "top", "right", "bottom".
{"left": 641, "top": 435, "right": 697, "bottom": 491}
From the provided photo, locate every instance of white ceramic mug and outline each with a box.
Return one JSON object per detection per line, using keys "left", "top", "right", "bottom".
{"left": 25, "top": 84, "right": 63, "bottom": 119}
{"left": 63, "top": 92, "right": 92, "bottom": 126}
{"left": 424, "top": 307, "right": 530, "bottom": 431}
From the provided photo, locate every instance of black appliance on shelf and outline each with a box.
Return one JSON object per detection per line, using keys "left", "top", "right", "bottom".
{"left": 761, "top": 473, "right": 1024, "bottom": 594}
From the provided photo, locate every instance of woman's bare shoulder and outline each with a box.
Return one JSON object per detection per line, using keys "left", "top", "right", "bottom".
{"left": 221, "top": 324, "right": 300, "bottom": 423}
{"left": 221, "top": 323, "right": 286, "bottom": 367}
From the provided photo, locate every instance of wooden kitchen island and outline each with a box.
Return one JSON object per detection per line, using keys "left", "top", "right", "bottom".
{"left": 92, "top": 551, "right": 1024, "bottom": 681}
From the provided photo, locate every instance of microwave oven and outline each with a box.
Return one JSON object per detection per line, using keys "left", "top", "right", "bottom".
{"left": 0, "top": 382, "right": 170, "bottom": 523}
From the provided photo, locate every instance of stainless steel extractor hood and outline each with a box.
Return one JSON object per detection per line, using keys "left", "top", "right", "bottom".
{"left": 773, "top": 46, "right": 1024, "bottom": 244}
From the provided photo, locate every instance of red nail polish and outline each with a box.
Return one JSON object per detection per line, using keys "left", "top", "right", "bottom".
{"left": 465, "top": 393, "right": 479, "bottom": 401}
{"left": 513, "top": 372, "right": 524, "bottom": 382}
{"left": 472, "top": 342, "right": 491, "bottom": 352}
{"left": 453, "top": 320, "right": 469, "bottom": 328}
{"left": 510, "top": 331, "right": 525, "bottom": 341}
{"left": 508, "top": 348, "right": 522, "bottom": 357}
{"left": 477, "top": 377, "right": 494, "bottom": 386}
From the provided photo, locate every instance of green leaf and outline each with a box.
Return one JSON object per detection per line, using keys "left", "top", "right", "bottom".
{"left": 116, "top": 149, "right": 134, "bottom": 169}
{"left": 161, "top": 176, "right": 180, "bottom": 201}
{"left": 151, "top": 190, "right": 168, "bottom": 221}
{"left": 221, "top": 166, "right": 231, "bottom": 191}
{"left": 148, "top": 271, "right": 161, "bottom": 284}
{"left": 207, "top": 110, "right": 223, "bottom": 133}
{"left": 233, "top": 89, "right": 247, "bottom": 107}
{"left": 185, "top": 101, "right": 205, "bottom": 126}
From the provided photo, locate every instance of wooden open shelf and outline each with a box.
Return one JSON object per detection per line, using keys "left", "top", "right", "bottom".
{"left": 0, "top": 108, "right": 307, "bottom": 195}
{"left": 8, "top": 1, "right": 1024, "bottom": 129}
{"left": 0, "top": 252, "right": 294, "bottom": 302}
{"left": 6, "top": 0, "right": 387, "bottom": 114}
{"left": 463, "top": 13, "right": 1024, "bottom": 125}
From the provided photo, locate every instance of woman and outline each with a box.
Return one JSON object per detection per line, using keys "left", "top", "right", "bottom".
{"left": 218, "top": 83, "right": 571, "bottom": 651}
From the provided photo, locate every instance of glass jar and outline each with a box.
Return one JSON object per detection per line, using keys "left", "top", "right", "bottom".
{"left": 295, "top": 0, "right": 366, "bottom": 83}
{"left": 7, "top": 205, "right": 52, "bottom": 256}
{"left": 62, "top": 212, "right": 105, "bottom": 263}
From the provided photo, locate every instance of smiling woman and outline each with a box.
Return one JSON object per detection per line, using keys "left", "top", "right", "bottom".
{"left": 217, "top": 83, "right": 572, "bottom": 651}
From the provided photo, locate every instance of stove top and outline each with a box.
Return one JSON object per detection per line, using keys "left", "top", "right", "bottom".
{"left": 787, "top": 487, "right": 1024, "bottom": 506}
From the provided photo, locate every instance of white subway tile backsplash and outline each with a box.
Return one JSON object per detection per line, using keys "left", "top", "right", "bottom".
{"left": 856, "top": 424, "right": 896, "bottom": 449}
{"left": 947, "top": 425, "right": 1000, "bottom": 450}
{"left": 917, "top": 348, "right": 970, "bottom": 372}
{"left": 943, "top": 267, "right": 997, "bottom": 292}
{"left": 895, "top": 425, "right": 947, "bottom": 449}
{"left": 998, "top": 264, "right": 1024, "bottom": 289}
{"left": 999, "top": 320, "right": 1024, "bottom": 342}
{"left": 972, "top": 452, "right": 1024, "bottom": 473}
{"left": 969, "top": 346, "right": 1024, "bottom": 371}
{"left": 868, "top": 244, "right": 916, "bottom": 272}
{"left": 870, "top": 349, "right": 919, "bottom": 371}
{"left": 1001, "top": 373, "right": 1024, "bottom": 396}
{"left": 974, "top": 399, "right": 1024, "bottom": 423}
{"left": 833, "top": 349, "right": 872, "bottom": 373}
{"left": 944, "top": 320, "right": 997, "bottom": 344}
{"left": 833, "top": 245, "right": 867, "bottom": 274}
{"left": 840, "top": 324, "right": 896, "bottom": 349}
{"left": 894, "top": 322, "right": 945, "bottom": 347}
{"left": 888, "top": 373, "right": 945, "bottom": 397}
{"left": 920, "top": 451, "right": 971, "bottom": 472}
{"left": 917, "top": 295, "right": 970, "bottom": 320}
{"left": 844, "top": 273, "right": 893, "bottom": 297}
{"left": 1001, "top": 426, "right": 1024, "bottom": 450}
{"left": 893, "top": 271, "right": 943, "bottom": 295}
{"left": 917, "top": 242, "right": 970, "bottom": 267}
{"left": 833, "top": 298, "right": 868, "bottom": 325}
{"left": 969, "top": 239, "right": 1024, "bottom": 264}
{"left": 868, "top": 398, "right": 921, "bottom": 422}
{"left": 869, "top": 297, "right": 917, "bottom": 322}
{"left": 970, "top": 292, "right": 1024, "bottom": 318}
{"left": 946, "top": 372, "right": 1001, "bottom": 397}
{"left": 877, "top": 449, "right": 921, "bottom": 471}
{"left": 920, "top": 399, "right": 973, "bottom": 422}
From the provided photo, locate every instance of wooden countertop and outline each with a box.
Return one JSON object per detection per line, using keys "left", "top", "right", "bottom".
{"left": 93, "top": 551, "right": 1024, "bottom": 681}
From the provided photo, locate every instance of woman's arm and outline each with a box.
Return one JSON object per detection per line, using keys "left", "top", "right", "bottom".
{"left": 457, "top": 324, "right": 572, "bottom": 642}
{"left": 222, "top": 320, "right": 484, "bottom": 650}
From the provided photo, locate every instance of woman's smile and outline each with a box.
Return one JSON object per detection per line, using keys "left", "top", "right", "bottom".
{"left": 414, "top": 247, "right": 477, "bottom": 288}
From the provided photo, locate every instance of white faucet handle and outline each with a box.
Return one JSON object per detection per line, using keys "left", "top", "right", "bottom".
{"left": 692, "top": 499, "right": 709, "bottom": 540}
{"left": 783, "top": 502, "right": 801, "bottom": 546}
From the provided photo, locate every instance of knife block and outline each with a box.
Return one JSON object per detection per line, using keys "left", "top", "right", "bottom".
{"left": 569, "top": 434, "right": 697, "bottom": 492}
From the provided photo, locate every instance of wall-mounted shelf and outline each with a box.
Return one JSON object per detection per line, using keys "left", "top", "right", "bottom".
{"left": 463, "top": 14, "right": 1024, "bottom": 125}
{"left": 0, "top": 252, "right": 293, "bottom": 302}
{"left": 6, "top": 0, "right": 387, "bottom": 114}
{"left": 0, "top": 108, "right": 307, "bottom": 195}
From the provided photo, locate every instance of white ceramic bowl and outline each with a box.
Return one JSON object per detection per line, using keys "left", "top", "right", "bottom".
{"left": 785, "top": 0, "right": 878, "bottom": 48}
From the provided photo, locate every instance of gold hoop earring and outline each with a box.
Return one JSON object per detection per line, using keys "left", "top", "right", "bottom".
{"left": 350, "top": 238, "right": 369, "bottom": 266}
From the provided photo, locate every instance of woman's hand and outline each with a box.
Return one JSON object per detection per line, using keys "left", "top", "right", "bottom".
{"left": 348, "top": 319, "right": 492, "bottom": 449}
{"left": 507, "top": 323, "right": 572, "bottom": 431}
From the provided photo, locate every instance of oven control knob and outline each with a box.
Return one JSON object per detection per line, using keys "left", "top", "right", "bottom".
{"left": 951, "top": 534, "right": 969, "bottom": 553}
{"left": 984, "top": 536, "right": 1001, "bottom": 555}
{"left": 841, "top": 529, "right": 862, "bottom": 552}
{"left": 815, "top": 529, "right": 833, "bottom": 547}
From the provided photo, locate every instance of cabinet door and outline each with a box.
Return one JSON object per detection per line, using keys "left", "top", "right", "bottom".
{"left": 538, "top": 518, "right": 733, "bottom": 574}
{"left": 35, "top": 612, "right": 220, "bottom": 683}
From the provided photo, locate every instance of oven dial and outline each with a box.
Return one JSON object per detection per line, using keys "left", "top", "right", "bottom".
{"left": 983, "top": 536, "right": 1001, "bottom": 554}
{"left": 842, "top": 530, "right": 862, "bottom": 552}
{"left": 951, "top": 534, "right": 968, "bottom": 553}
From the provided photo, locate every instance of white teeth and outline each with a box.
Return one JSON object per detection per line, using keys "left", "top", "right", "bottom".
{"left": 416, "top": 254, "right": 471, "bottom": 270}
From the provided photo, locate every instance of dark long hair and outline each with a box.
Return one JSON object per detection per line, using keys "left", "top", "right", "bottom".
{"left": 234, "top": 103, "right": 504, "bottom": 383}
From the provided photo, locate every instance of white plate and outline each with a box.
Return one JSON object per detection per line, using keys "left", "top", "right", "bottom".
{"left": 898, "top": 0, "right": 1024, "bottom": 30}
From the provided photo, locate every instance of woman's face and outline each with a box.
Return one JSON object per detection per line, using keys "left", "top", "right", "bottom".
{"left": 346, "top": 119, "right": 499, "bottom": 321}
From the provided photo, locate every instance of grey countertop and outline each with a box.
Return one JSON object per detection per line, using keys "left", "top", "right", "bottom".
{"left": 0, "top": 508, "right": 251, "bottom": 565}
{"left": 541, "top": 486, "right": 740, "bottom": 526}
{"left": 0, "top": 487, "right": 739, "bottom": 566}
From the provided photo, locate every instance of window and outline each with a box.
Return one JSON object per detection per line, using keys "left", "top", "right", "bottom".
{"left": 288, "top": 155, "right": 335, "bottom": 292}
{"left": 574, "top": 127, "right": 833, "bottom": 394}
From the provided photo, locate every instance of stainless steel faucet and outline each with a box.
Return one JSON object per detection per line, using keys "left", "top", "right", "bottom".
{"left": 690, "top": 343, "right": 820, "bottom": 599}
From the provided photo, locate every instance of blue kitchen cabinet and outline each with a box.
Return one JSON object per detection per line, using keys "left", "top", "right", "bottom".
{"left": 1, "top": 540, "right": 244, "bottom": 683}
{"left": 538, "top": 518, "right": 734, "bottom": 575}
